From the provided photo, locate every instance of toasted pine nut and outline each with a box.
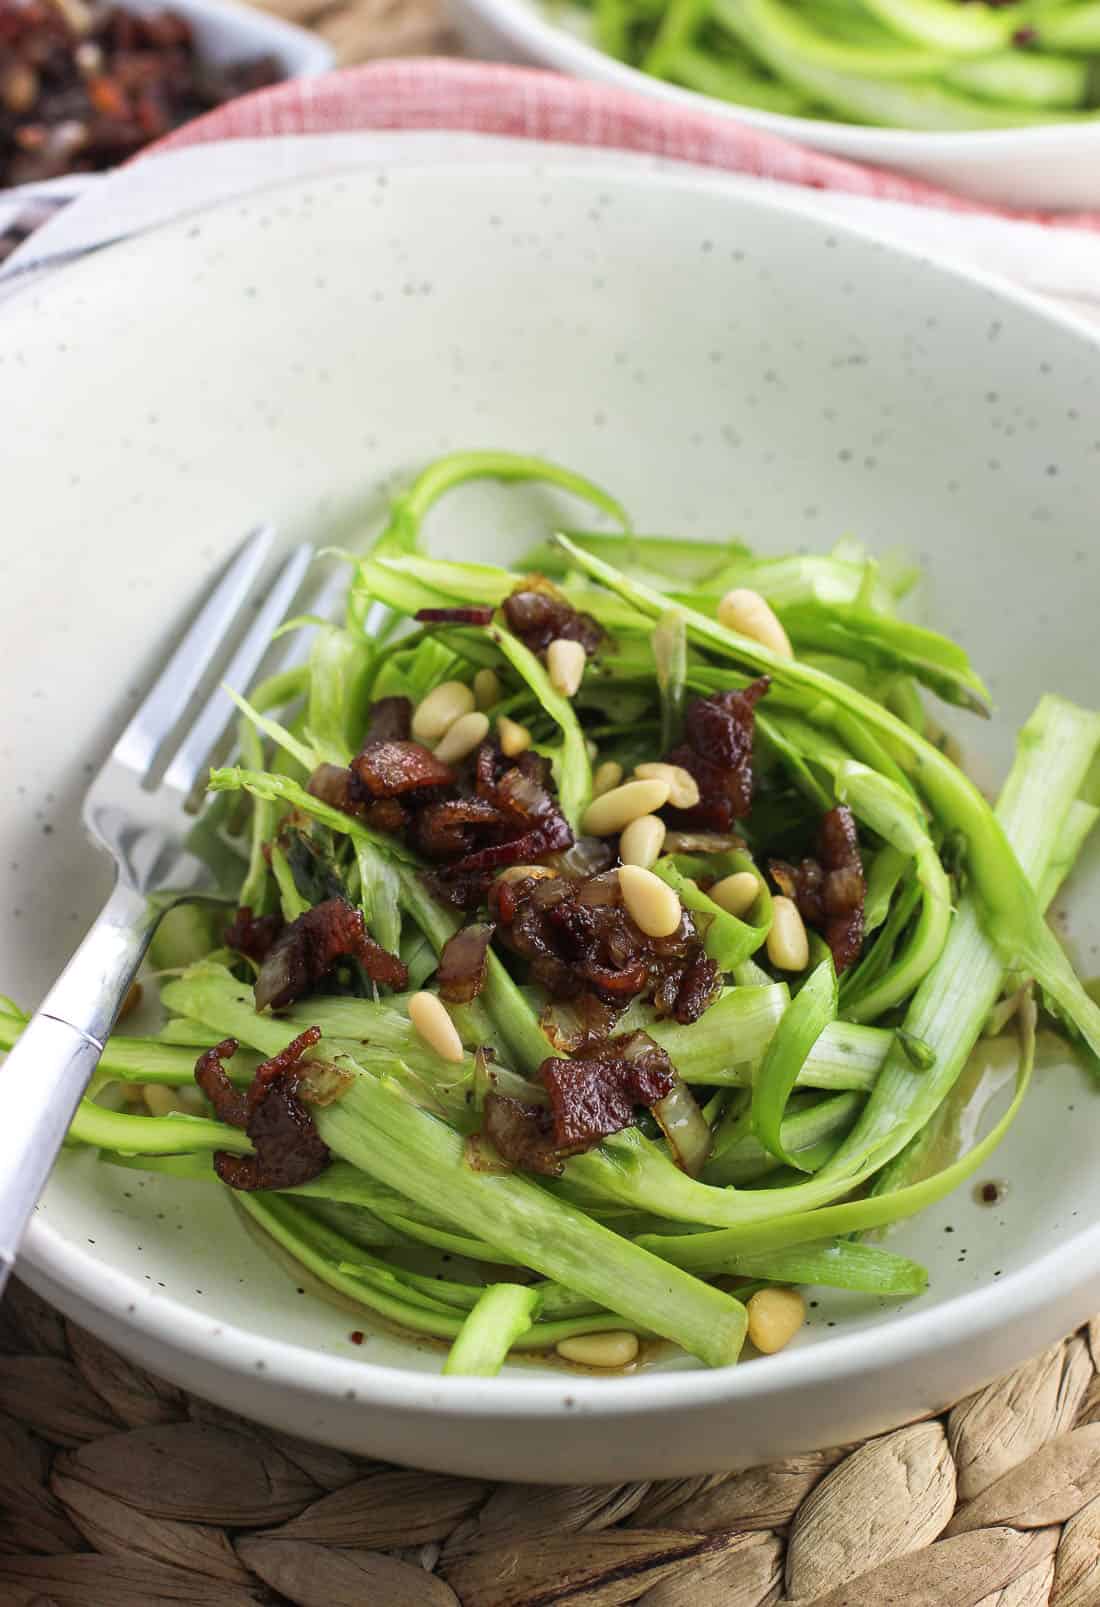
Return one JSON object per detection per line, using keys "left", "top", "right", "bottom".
{"left": 620, "top": 814, "right": 666, "bottom": 870}
{"left": 583, "top": 778, "right": 670, "bottom": 836}
{"left": 177, "top": 1085, "right": 206, "bottom": 1112}
{"left": 633, "top": 762, "right": 700, "bottom": 811}
{"left": 473, "top": 667, "right": 501, "bottom": 710}
{"left": 717, "top": 588, "right": 793, "bottom": 658}
{"left": 408, "top": 992, "right": 465, "bottom": 1064}
{"left": 497, "top": 715, "right": 532, "bottom": 757}
{"left": 496, "top": 864, "right": 557, "bottom": 884}
{"left": 547, "top": 638, "right": 586, "bottom": 698}
{"left": 746, "top": 1287, "right": 805, "bottom": 1354}
{"left": 767, "top": 896, "right": 809, "bottom": 971}
{"left": 434, "top": 711, "right": 490, "bottom": 765}
{"left": 144, "top": 1084, "right": 184, "bottom": 1118}
{"left": 120, "top": 1081, "right": 146, "bottom": 1105}
{"left": 118, "top": 980, "right": 143, "bottom": 1021}
{"left": 592, "top": 760, "right": 624, "bottom": 798}
{"left": 709, "top": 870, "right": 761, "bottom": 919}
{"left": 619, "top": 865, "right": 682, "bottom": 938}
{"left": 556, "top": 1330, "right": 640, "bottom": 1368}
{"left": 412, "top": 680, "right": 476, "bottom": 744}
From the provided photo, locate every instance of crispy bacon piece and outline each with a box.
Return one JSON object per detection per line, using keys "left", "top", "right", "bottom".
{"left": 539, "top": 1032, "right": 675, "bottom": 1152}
{"left": 663, "top": 678, "right": 770, "bottom": 832}
{"left": 224, "top": 907, "right": 284, "bottom": 963}
{"left": 482, "top": 1093, "right": 562, "bottom": 1176}
{"left": 415, "top": 607, "right": 495, "bottom": 626}
{"left": 437, "top": 922, "right": 495, "bottom": 1003}
{"left": 502, "top": 583, "right": 604, "bottom": 659}
{"left": 351, "top": 740, "right": 455, "bottom": 799}
{"left": 770, "top": 805, "right": 865, "bottom": 973}
{"left": 195, "top": 1028, "right": 331, "bottom": 1192}
{"left": 254, "top": 897, "right": 407, "bottom": 1012}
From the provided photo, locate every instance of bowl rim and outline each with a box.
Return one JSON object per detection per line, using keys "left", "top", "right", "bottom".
{"left": 13, "top": 150, "right": 1100, "bottom": 1419}
{"left": 456, "top": 0, "right": 1100, "bottom": 153}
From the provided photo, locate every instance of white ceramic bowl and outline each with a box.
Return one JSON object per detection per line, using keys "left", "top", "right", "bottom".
{"left": 131, "top": 0, "right": 333, "bottom": 79}
{"left": 4, "top": 155, "right": 1100, "bottom": 1482}
{"left": 451, "top": 0, "right": 1100, "bottom": 211}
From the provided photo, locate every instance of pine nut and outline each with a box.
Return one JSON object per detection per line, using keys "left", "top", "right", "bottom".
{"left": 710, "top": 870, "right": 761, "bottom": 919}
{"left": 547, "top": 638, "right": 586, "bottom": 698}
{"left": 496, "top": 864, "right": 557, "bottom": 883}
{"left": 408, "top": 992, "right": 465, "bottom": 1063}
{"left": 434, "top": 711, "right": 490, "bottom": 765}
{"left": 634, "top": 762, "right": 700, "bottom": 810}
{"left": 473, "top": 668, "right": 501, "bottom": 710}
{"left": 177, "top": 1085, "right": 206, "bottom": 1112}
{"left": 620, "top": 814, "right": 666, "bottom": 870}
{"left": 144, "top": 1084, "right": 184, "bottom": 1117}
{"left": 412, "top": 680, "right": 476, "bottom": 744}
{"left": 592, "top": 760, "right": 624, "bottom": 798}
{"left": 767, "top": 896, "right": 809, "bottom": 971}
{"left": 118, "top": 980, "right": 143, "bottom": 1020}
{"left": 497, "top": 715, "right": 532, "bottom": 757}
{"left": 619, "top": 864, "right": 682, "bottom": 938}
{"left": 556, "top": 1331, "right": 640, "bottom": 1368}
{"left": 717, "top": 588, "right": 793, "bottom": 658}
{"left": 746, "top": 1287, "right": 805, "bottom": 1354}
{"left": 583, "top": 778, "right": 671, "bottom": 836}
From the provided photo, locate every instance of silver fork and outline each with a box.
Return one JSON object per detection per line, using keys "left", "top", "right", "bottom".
{"left": 0, "top": 530, "right": 315, "bottom": 1294}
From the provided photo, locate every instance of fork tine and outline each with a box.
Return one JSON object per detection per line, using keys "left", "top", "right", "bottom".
{"left": 162, "top": 542, "right": 315, "bottom": 797}
{"left": 112, "top": 525, "right": 275, "bottom": 778}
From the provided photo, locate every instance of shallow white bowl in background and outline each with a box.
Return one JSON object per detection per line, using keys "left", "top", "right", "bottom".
{"left": 451, "top": 0, "right": 1100, "bottom": 211}
{"left": 4, "top": 155, "right": 1100, "bottom": 1481}
{"left": 132, "top": 0, "right": 334, "bottom": 79}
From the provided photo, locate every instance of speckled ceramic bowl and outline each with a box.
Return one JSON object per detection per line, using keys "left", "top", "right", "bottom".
{"left": 4, "top": 157, "right": 1100, "bottom": 1482}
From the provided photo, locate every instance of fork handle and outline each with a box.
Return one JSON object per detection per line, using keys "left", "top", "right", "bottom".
{"left": 0, "top": 880, "right": 160, "bottom": 1291}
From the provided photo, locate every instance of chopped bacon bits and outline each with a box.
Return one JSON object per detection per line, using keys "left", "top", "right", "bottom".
{"left": 253, "top": 897, "right": 408, "bottom": 1012}
{"left": 482, "top": 1093, "right": 562, "bottom": 1176}
{"left": 437, "top": 921, "right": 496, "bottom": 1003}
{"left": 194, "top": 1028, "right": 331, "bottom": 1192}
{"left": 770, "top": 805, "right": 865, "bottom": 973}
{"left": 351, "top": 740, "right": 455, "bottom": 799}
{"left": 491, "top": 866, "right": 717, "bottom": 1027}
{"left": 540, "top": 1031, "right": 675, "bottom": 1152}
{"left": 502, "top": 582, "right": 604, "bottom": 659}
{"left": 664, "top": 678, "right": 770, "bottom": 832}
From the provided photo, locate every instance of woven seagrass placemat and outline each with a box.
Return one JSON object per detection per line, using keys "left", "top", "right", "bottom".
{"left": 1, "top": 1278, "right": 1099, "bottom": 1605}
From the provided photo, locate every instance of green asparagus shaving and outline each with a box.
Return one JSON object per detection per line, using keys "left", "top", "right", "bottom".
{"left": 69, "top": 1101, "right": 253, "bottom": 1158}
{"left": 699, "top": 1237, "right": 928, "bottom": 1293}
{"left": 370, "top": 450, "right": 629, "bottom": 563}
{"left": 316, "top": 1070, "right": 748, "bottom": 1366}
{"left": 442, "top": 1285, "right": 543, "bottom": 1376}
{"left": 269, "top": 843, "right": 311, "bottom": 923}
{"left": 653, "top": 608, "right": 689, "bottom": 750}
{"left": 554, "top": 534, "right": 1100, "bottom": 1061}
{"left": 752, "top": 959, "right": 838, "bottom": 1169}
{"left": 637, "top": 993, "right": 1036, "bottom": 1266}
{"left": 208, "top": 768, "right": 417, "bottom": 864}
{"left": 704, "top": 1090, "right": 862, "bottom": 1184}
